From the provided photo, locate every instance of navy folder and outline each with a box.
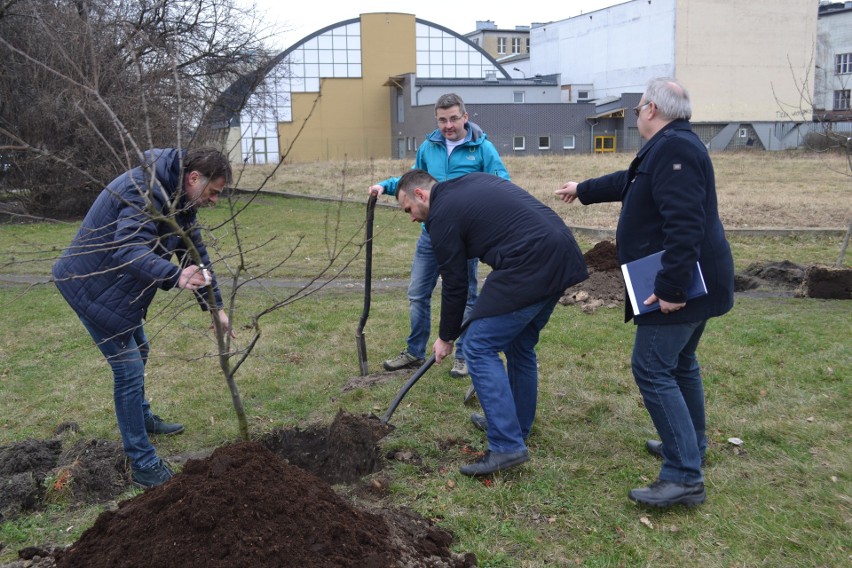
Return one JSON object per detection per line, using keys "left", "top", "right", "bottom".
{"left": 620, "top": 250, "right": 707, "bottom": 316}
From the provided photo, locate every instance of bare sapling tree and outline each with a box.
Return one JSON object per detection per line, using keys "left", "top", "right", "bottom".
{"left": 0, "top": 0, "right": 380, "bottom": 442}
{"left": 774, "top": 51, "right": 851, "bottom": 266}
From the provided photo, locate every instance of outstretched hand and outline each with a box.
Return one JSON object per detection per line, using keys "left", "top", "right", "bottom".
{"left": 555, "top": 181, "right": 579, "bottom": 203}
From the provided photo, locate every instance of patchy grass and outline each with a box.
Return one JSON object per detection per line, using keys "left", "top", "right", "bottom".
{"left": 1, "top": 181, "right": 850, "bottom": 566}
{"left": 0, "top": 284, "right": 849, "bottom": 567}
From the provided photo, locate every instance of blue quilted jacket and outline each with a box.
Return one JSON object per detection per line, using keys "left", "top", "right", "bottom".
{"left": 52, "top": 148, "right": 222, "bottom": 339}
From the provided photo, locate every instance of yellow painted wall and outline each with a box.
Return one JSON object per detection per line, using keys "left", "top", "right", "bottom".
{"left": 279, "top": 13, "right": 417, "bottom": 162}
{"left": 674, "top": 0, "right": 816, "bottom": 122}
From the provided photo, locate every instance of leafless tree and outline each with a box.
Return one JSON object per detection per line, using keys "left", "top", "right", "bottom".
{"left": 774, "top": 50, "right": 851, "bottom": 266}
{"left": 0, "top": 0, "right": 376, "bottom": 441}
{"left": 0, "top": 0, "right": 275, "bottom": 218}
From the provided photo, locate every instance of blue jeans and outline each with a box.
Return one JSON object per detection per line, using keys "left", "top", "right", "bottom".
{"left": 632, "top": 320, "right": 708, "bottom": 484}
{"left": 79, "top": 316, "right": 159, "bottom": 470}
{"left": 463, "top": 295, "right": 560, "bottom": 453}
{"left": 407, "top": 230, "right": 478, "bottom": 360}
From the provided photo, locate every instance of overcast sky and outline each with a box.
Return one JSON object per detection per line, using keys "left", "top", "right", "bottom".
{"left": 250, "top": 0, "right": 627, "bottom": 50}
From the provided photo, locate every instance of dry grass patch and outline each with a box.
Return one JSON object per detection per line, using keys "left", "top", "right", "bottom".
{"left": 234, "top": 151, "right": 850, "bottom": 229}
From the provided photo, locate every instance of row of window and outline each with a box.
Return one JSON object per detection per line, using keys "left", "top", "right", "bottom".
{"left": 496, "top": 36, "right": 530, "bottom": 55}
{"left": 513, "top": 135, "right": 575, "bottom": 151}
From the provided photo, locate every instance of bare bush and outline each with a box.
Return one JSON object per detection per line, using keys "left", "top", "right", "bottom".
{"left": 0, "top": 0, "right": 273, "bottom": 218}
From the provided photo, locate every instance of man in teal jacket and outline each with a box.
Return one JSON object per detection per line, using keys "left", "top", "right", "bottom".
{"left": 369, "top": 93, "right": 509, "bottom": 379}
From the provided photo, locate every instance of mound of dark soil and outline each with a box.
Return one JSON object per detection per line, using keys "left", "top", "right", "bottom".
{"left": 55, "top": 440, "right": 475, "bottom": 568}
{"left": 259, "top": 409, "right": 394, "bottom": 485}
{"left": 0, "top": 436, "right": 125, "bottom": 524}
{"left": 561, "top": 242, "right": 849, "bottom": 306}
{"left": 2, "top": 412, "right": 475, "bottom": 568}
{"left": 560, "top": 240, "right": 624, "bottom": 313}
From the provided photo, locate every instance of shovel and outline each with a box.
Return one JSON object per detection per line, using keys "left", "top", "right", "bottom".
{"left": 380, "top": 320, "right": 471, "bottom": 425}
{"left": 355, "top": 193, "right": 378, "bottom": 376}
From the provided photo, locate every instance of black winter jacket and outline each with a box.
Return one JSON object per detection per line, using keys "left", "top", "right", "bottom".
{"left": 426, "top": 173, "right": 588, "bottom": 341}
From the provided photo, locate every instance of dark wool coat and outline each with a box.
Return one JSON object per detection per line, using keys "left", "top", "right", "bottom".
{"left": 426, "top": 173, "right": 588, "bottom": 341}
{"left": 52, "top": 148, "right": 222, "bottom": 339}
{"left": 576, "top": 119, "right": 734, "bottom": 325}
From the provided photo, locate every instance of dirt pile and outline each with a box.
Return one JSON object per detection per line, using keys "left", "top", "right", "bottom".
{"left": 55, "top": 440, "right": 475, "bottom": 568}
{"left": 259, "top": 409, "right": 394, "bottom": 484}
{"left": 0, "top": 435, "right": 126, "bottom": 524}
{"left": 1, "top": 412, "right": 475, "bottom": 568}
{"left": 560, "top": 242, "right": 849, "bottom": 305}
{"left": 560, "top": 240, "right": 624, "bottom": 313}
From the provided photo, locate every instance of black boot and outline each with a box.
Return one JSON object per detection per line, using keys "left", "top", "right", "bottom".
{"left": 628, "top": 479, "right": 706, "bottom": 508}
{"left": 459, "top": 450, "right": 529, "bottom": 476}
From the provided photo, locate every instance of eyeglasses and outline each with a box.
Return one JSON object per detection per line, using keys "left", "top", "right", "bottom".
{"left": 633, "top": 101, "right": 652, "bottom": 117}
{"left": 437, "top": 115, "right": 465, "bottom": 125}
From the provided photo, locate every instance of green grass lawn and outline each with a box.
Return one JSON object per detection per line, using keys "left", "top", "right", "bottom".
{"left": 1, "top": 193, "right": 850, "bottom": 566}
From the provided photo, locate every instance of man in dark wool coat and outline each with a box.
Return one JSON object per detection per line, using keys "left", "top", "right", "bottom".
{"left": 395, "top": 169, "right": 588, "bottom": 476}
{"left": 557, "top": 77, "right": 735, "bottom": 508}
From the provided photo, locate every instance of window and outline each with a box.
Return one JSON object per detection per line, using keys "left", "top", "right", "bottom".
{"left": 835, "top": 53, "right": 852, "bottom": 75}
{"left": 526, "top": 38, "right": 530, "bottom": 53}
{"left": 249, "top": 138, "right": 267, "bottom": 164}
{"left": 538, "top": 136, "right": 550, "bottom": 150}
{"left": 512, "top": 37, "right": 521, "bottom": 54}
{"left": 577, "top": 90, "right": 590, "bottom": 101}
{"left": 562, "top": 135, "right": 576, "bottom": 150}
{"left": 834, "top": 90, "right": 851, "bottom": 110}
{"left": 497, "top": 37, "right": 506, "bottom": 54}
{"left": 513, "top": 91, "right": 525, "bottom": 103}
{"left": 513, "top": 136, "right": 526, "bottom": 150}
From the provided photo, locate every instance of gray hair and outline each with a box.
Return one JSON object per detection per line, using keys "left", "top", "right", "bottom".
{"left": 644, "top": 77, "right": 692, "bottom": 121}
{"left": 435, "top": 93, "right": 466, "bottom": 115}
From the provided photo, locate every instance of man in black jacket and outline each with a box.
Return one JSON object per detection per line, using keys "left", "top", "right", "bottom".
{"left": 557, "top": 77, "right": 734, "bottom": 508}
{"left": 396, "top": 170, "right": 588, "bottom": 476}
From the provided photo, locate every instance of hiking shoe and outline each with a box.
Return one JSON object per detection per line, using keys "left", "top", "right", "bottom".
{"left": 449, "top": 358, "right": 468, "bottom": 378}
{"left": 383, "top": 349, "right": 424, "bottom": 371}
{"left": 132, "top": 459, "right": 174, "bottom": 489}
{"left": 145, "top": 414, "right": 185, "bottom": 436}
{"left": 628, "top": 479, "right": 706, "bottom": 508}
{"left": 459, "top": 449, "right": 529, "bottom": 476}
{"left": 470, "top": 412, "right": 488, "bottom": 433}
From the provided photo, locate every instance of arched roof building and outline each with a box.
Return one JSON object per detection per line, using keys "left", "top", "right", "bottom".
{"left": 215, "top": 13, "right": 508, "bottom": 164}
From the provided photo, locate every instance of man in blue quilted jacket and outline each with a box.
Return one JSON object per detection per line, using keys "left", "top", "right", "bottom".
{"left": 369, "top": 93, "right": 509, "bottom": 379}
{"left": 52, "top": 147, "right": 233, "bottom": 488}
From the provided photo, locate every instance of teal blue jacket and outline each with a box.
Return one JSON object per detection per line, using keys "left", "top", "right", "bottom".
{"left": 377, "top": 121, "right": 509, "bottom": 197}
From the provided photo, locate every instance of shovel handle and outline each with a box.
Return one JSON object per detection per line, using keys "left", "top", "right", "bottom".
{"left": 379, "top": 320, "right": 470, "bottom": 425}
{"left": 356, "top": 193, "right": 378, "bottom": 376}
{"left": 380, "top": 354, "right": 436, "bottom": 424}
